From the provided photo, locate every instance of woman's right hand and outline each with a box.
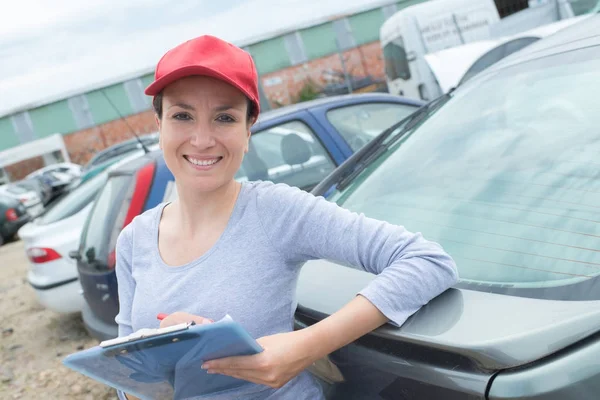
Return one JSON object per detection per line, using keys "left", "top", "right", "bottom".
{"left": 159, "top": 312, "right": 213, "bottom": 328}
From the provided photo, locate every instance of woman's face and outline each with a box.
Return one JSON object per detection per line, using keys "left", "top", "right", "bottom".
{"left": 157, "top": 76, "right": 252, "bottom": 193}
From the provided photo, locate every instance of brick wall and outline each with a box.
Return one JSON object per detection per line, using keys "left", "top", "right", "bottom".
{"left": 64, "top": 110, "right": 157, "bottom": 165}
{"left": 4, "top": 157, "right": 45, "bottom": 181}
{"left": 6, "top": 110, "right": 157, "bottom": 180}
{"left": 261, "top": 41, "right": 385, "bottom": 107}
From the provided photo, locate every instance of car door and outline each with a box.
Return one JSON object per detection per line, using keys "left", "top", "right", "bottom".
{"left": 239, "top": 117, "right": 339, "bottom": 192}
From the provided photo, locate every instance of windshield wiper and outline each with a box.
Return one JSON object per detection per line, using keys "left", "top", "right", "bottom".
{"left": 330, "top": 93, "right": 451, "bottom": 192}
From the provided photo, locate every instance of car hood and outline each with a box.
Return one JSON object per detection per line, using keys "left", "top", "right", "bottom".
{"left": 297, "top": 259, "right": 600, "bottom": 370}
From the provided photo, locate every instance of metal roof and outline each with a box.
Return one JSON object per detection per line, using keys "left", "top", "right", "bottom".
{"left": 0, "top": 0, "right": 399, "bottom": 119}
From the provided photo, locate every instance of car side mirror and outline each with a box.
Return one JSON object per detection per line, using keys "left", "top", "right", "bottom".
{"left": 69, "top": 250, "right": 82, "bottom": 261}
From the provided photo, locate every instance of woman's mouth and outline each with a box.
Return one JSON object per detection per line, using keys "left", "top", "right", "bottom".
{"left": 184, "top": 155, "right": 223, "bottom": 170}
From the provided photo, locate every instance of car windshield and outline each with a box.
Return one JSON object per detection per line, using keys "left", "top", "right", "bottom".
{"left": 328, "top": 45, "right": 600, "bottom": 301}
{"left": 383, "top": 36, "right": 410, "bottom": 81}
{"left": 36, "top": 172, "right": 107, "bottom": 225}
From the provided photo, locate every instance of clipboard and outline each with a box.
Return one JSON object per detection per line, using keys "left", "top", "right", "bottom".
{"left": 62, "top": 316, "right": 263, "bottom": 400}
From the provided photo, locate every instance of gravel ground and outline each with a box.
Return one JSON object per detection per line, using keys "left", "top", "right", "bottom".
{"left": 0, "top": 239, "right": 117, "bottom": 399}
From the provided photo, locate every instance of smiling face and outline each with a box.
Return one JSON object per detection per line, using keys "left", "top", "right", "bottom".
{"left": 156, "top": 76, "right": 253, "bottom": 193}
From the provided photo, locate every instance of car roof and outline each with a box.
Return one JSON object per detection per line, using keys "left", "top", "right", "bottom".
{"left": 88, "top": 133, "right": 159, "bottom": 160}
{"left": 107, "top": 148, "right": 165, "bottom": 176}
{"left": 255, "top": 93, "right": 421, "bottom": 124}
{"left": 472, "top": 14, "right": 600, "bottom": 79}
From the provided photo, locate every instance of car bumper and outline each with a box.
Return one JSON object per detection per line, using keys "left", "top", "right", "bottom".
{"left": 2, "top": 214, "right": 31, "bottom": 238}
{"left": 81, "top": 301, "right": 118, "bottom": 341}
{"left": 29, "top": 278, "right": 84, "bottom": 314}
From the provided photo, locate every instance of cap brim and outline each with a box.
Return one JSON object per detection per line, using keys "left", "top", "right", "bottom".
{"left": 145, "top": 65, "right": 254, "bottom": 103}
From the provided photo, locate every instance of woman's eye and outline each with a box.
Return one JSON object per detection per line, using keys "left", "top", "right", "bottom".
{"left": 216, "top": 114, "right": 235, "bottom": 123}
{"left": 173, "top": 113, "right": 191, "bottom": 121}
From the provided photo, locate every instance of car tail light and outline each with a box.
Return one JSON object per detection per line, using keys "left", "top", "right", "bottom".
{"left": 106, "top": 162, "right": 155, "bottom": 270}
{"left": 27, "top": 247, "right": 62, "bottom": 263}
{"left": 5, "top": 208, "right": 18, "bottom": 222}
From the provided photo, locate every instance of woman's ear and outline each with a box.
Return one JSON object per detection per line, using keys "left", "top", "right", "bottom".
{"left": 155, "top": 115, "right": 163, "bottom": 149}
{"left": 244, "top": 129, "right": 251, "bottom": 154}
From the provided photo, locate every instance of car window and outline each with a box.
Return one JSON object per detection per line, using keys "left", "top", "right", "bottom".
{"left": 460, "top": 37, "right": 540, "bottom": 86}
{"left": 37, "top": 172, "right": 107, "bottom": 225}
{"left": 327, "top": 102, "right": 418, "bottom": 151}
{"left": 236, "top": 120, "right": 336, "bottom": 190}
{"left": 383, "top": 37, "right": 411, "bottom": 81}
{"left": 80, "top": 176, "right": 131, "bottom": 268}
{"left": 503, "top": 36, "right": 539, "bottom": 55}
{"left": 460, "top": 45, "right": 507, "bottom": 85}
{"left": 329, "top": 45, "right": 600, "bottom": 301}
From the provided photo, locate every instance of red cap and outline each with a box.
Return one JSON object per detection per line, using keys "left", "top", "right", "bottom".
{"left": 145, "top": 35, "right": 260, "bottom": 117}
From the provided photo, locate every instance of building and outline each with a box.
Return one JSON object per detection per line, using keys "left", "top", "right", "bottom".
{"left": 0, "top": 0, "right": 426, "bottom": 180}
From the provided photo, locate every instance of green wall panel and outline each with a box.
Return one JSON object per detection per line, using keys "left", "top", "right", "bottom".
{"left": 141, "top": 73, "right": 155, "bottom": 88}
{"left": 301, "top": 23, "right": 337, "bottom": 60}
{"left": 0, "top": 117, "right": 20, "bottom": 151}
{"left": 248, "top": 37, "right": 291, "bottom": 75}
{"left": 349, "top": 9, "right": 386, "bottom": 45}
{"left": 87, "top": 84, "right": 134, "bottom": 125}
{"left": 396, "top": 0, "right": 429, "bottom": 11}
{"left": 29, "top": 100, "right": 78, "bottom": 137}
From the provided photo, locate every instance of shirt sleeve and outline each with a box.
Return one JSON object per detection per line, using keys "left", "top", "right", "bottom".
{"left": 255, "top": 182, "right": 459, "bottom": 327}
{"left": 114, "top": 223, "right": 135, "bottom": 337}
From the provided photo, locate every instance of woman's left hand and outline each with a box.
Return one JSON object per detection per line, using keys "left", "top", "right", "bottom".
{"left": 201, "top": 330, "right": 317, "bottom": 388}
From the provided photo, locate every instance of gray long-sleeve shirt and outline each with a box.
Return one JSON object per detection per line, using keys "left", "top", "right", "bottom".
{"left": 115, "top": 181, "right": 458, "bottom": 399}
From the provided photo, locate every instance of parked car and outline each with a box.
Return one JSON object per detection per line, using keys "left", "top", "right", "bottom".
{"left": 16, "top": 176, "right": 53, "bottom": 206}
{"left": 26, "top": 162, "right": 83, "bottom": 200}
{"left": 72, "top": 93, "right": 423, "bottom": 340}
{"left": 0, "top": 195, "right": 30, "bottom": 247}
{"left": 18, "top": 148, "right": 159, "bottom": 314}
{"left": 82, "top": 133, "right": 160, "bottom": 174}
{"left": 0, "top": 182, "right": 45, "bottom": 217}
{"left": 303, "top": 15, "right": 600, "bottom": 399}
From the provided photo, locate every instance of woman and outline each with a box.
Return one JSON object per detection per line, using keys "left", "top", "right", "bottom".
{"left": 115, "top": 35, "right": 458, "bottom": 399}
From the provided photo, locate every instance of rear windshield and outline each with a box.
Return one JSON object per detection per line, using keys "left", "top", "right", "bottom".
{"left": 5, "top": 185, "right": 28, "bottom": 195}
{"left": 37, "top": 173, "right": 107, "bottom": 225}
{"left": 80, "top": 175, "right": 131, "bottom": 270}
{"left": 330, "top": 45, "right": 600, "bottom": 301}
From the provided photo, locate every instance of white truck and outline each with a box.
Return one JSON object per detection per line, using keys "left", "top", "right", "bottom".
{"left": 381, "top": 0, "right": 577, "bottom": 101}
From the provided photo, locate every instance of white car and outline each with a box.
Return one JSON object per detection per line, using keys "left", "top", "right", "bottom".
{"left": 26, "top": 162, "right": 82, "bottom": 181}
{"left": 0, "top": 183, "right": 44, "bottom": 217}
{"left": 26, "top": 162, "right": 83, "bottom": 195}
{"left": 18, "top": 150, "right": 155, "bottom": 314}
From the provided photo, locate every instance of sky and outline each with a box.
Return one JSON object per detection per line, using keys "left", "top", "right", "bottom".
{"left": 0, "top": 0, "right": 393, "bottom": 117}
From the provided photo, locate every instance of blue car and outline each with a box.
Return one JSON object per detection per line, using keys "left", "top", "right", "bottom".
{"left": 72, "top": 93, "right": 423, "bottom": 340}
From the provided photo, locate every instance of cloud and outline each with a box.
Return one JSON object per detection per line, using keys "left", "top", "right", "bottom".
{"left": 0, "top": 0, "right": 391, "bottom": 117}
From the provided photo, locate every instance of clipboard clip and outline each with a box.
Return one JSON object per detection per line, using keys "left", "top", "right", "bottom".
{"left": 100, "top": 322, "right": 194, "bottom": 348}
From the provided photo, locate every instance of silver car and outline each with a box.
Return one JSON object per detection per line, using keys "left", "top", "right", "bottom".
{"left": 303, "top": 14, "right": 600, "bottom": 400}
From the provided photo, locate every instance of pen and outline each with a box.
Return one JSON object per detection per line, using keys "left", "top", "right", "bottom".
{"left": 157, "top": 313, "right": 168, "bottom": 321}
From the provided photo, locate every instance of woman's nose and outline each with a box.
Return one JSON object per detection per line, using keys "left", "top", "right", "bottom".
{"left": 189, "top": 129, "right": 216, "bottom": 148}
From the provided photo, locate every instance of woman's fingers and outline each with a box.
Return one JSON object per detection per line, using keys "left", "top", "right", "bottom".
{"left": 159, "top": 312, "right": 213, "bottom": 328}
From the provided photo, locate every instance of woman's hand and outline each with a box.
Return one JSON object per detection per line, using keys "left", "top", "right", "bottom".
{"left": 201, "top": 330, "right": 317, "bottom": 389}
{"left": 158, "top": 312, "right": 213, "bottom": 328}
